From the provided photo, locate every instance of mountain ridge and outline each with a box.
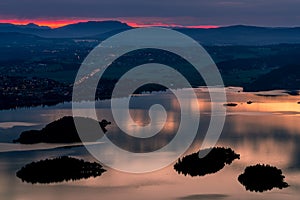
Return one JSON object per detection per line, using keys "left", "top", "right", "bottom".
{"left": 0, "top": 21, "right": 131, "bottom": 38}
{"left": 1, "top": 21, "right": 300, "bottom": 44}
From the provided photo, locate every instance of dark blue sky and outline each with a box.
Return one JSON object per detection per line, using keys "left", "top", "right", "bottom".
{"left": 0, "top": 0, "right": 299, "bottom": 27}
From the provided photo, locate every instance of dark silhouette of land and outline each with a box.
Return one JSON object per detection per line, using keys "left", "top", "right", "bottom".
{"left": 255, "top": 93, "right": 282, "bottom": 97}
{"left": 0, "top": 76, "right": 71, "bottom": 110}
{"left": 1, "top": 31, "right": 300, "bottom": 110}
{"left": 2, "top": 22, "right": 300, "bottom": 45}
{"left": 223, "top": 103, "right": 238, "bottom": 107}
{"left": 174, "top": 147, "right": 240, "bottom": 177}
{"left": 285, "top": 90, "right": 299, "bottom": 96}
{"left": 13, "top": 116, "right": 111, "bottom": 144}
{"left": 0, "top": 21, "right": 131, "bottom": 38}
{"left": 16, "top": 156, "right": 106, "bottom": 184}
{"left": 238, "top": 164, "right": 289, "bottom": 192}
{"left": 244, "top": 65, "right": 300, "bottom": 92}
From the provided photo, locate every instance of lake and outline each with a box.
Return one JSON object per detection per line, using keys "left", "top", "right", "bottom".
{"left": 0, "top": 87, "right": 300, "bottom": 200}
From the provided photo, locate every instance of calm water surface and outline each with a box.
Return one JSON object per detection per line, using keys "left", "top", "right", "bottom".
{"left": 0, "top": 88, "right": 300, "bottom": 200}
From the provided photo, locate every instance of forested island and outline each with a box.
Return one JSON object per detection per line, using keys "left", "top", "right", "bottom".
{"left": 16, "top": 156, "right": 106, "bottom": 184}
{"left": 174, "top": 147, "right": 240, "bottom": 177}
{"left": 13, "top": 116, "right": 111, "bottom": 144}
{"left": 238, "top": 164, "right": 289, "bottom": 192}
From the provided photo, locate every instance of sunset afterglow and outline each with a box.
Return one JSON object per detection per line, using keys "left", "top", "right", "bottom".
{"left": 0, "top": 19, "right": 92, "bottom": 28}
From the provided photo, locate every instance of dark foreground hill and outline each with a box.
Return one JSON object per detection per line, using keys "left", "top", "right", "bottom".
{"left": 244, "top": 64, "right": 300, "bottom": 91}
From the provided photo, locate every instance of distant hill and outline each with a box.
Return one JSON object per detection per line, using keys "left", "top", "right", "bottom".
{"left": 1, "top": 22, "right": 300, "bottom": 44}
{"left": 176, "top": 25, "right": 300, "bottom": 45}
{"left": 53, "top": 21, "right": 131, "bottom": 38}
{"left": 0, "top": 23, "right": 51, "bottom": 38}
{"left": 0, "top": 21, "right": 131, "bottom": 38}
{"left": 87, "top": 27, "right": 132, "bottom": 40}
{"left": 0, "top": 23, "right": 50, "bottom": 31}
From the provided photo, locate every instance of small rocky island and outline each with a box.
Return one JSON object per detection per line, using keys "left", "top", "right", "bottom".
{"left": 238, "top": 164, "right": 289, "bottom": 192}
{"left": 13, "top": 116, "right": 111, "bottom": 144}
{"left": 174, "top": 147, "right": 240, "bottom": 177}
{"left": 223, "top": 103, "right": 238, "bottom": 107}
{"left": 16, "top": 156, "right": 106, "bottom": 184}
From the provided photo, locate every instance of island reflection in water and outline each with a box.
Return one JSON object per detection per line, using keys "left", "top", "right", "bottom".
{"left": 0, "top": 88, "right": 300, "bottom": 199}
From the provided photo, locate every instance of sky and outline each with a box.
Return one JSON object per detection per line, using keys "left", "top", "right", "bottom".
{"left": 0, "top": 0, "right": 299, "bottom": 28}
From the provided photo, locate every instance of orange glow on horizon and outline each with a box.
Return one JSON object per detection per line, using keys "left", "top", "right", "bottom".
{"left": 0, "top": 19, "right": 219, "bottom": 29}
{"left": 0, "top": 19, "right": 91, "bottom": 28}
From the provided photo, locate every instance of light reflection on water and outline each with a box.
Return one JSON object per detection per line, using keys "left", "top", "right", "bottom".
{"left": 0, "top": 88, "right": 300, "bottom": 199}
